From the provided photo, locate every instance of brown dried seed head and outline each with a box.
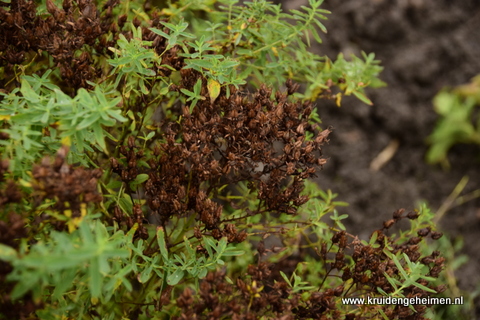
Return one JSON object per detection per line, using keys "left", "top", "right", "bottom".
{"left": 334, "top": 285, "right": 344, "bottom": 296}
{"left": 417, "top": 227, "right": 431, "bottom": 237}
{"left": 383, "top": 219, "right": 395, "bottom": 229}
{"left": 407, "top": 211, "right": 419, "bottom": 219}
{"left": 296, "top": 124, "right": 304, "bottom": 135}
{"left": 46, "top": 0, "right": 59, "bottom": 15}
{"left": 317, "top": 158, "right": 327, "bottom": 166}
{"left": 436, "top": 284, "right": 447, "bottom": 293}
{"left": 431, "top": 231, "right": 443, "bottom": 240}
{"left": 409, "top": 237, "right": 422, "bottom": 245}
{"left": 393, "top": 208, "right": 405, "bottom": 219}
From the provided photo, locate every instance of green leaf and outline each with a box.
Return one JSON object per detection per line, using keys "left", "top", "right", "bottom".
{"left": 433, "top": 91, "right": 457, "bottom": 115}
{"left": 22, "top": 253, "right": 87, "bottom": 270}
{"left": 411, "top": 281, "right": 437, "bottom": 293}
{"left": 135, "top": 173, "right": 149, "bottom": 184}
{"left": 216, "top": 237, "right": 227, "bottom": 253}
{"left": 193, "top": 79, "right": 202, "bottom": 94}
{"left": 20, "top": 79, "right": 40, "bottom": 103}
{"left": 157, "top": 227, "right": 169, "bottom": 261}
{"left": 92, "top": 122, "right": 106, "bottom": 150}
{"left": 369, "top": 231, "right": 379, "bottom": 245}
{"left": 52, "top": 268, "right": 77, "bottom": 299}
{"left": 198, "top": 268, "right": 208, "bottom": 279}
{"left": 139, "top": 265, "right": 153, "bottom": 283}
{"left": 280, "top": 271, "right": 292, "bottom": 287}
{"left": 0, "top": 244, "right": 18, "bottom": 262}
{"left": 352, "top": 90, "right": 373, "bottom": 105}
{"left": 222, "top": 249, "right": 245, "bottom": 257}
{"left": 76, "top": 113, "right": 101, "bottom": 130}
{"left": 391, "top": 253, "right": 409, "bottom": 281}
{"left": 203, "top": 237, "right": 215, "bottom": 257}
{"left": 180, "top": 88, "right": 195, "bottom": 98}
{"left": 167, "top": 269, "right": 184, "bottom": 286}
{"left": 384, "top": 273, "right": 400, "bottom": 290}
{"left": 10, "top": 272, "right": 41, "bottom": 300}
{"left": 145, "top": 131, "right": 155, "bottom": 140}
{"left": 89, "top": 257, "right": 102, "bottom": 299}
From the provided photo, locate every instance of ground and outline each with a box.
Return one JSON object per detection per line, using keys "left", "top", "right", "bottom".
{"left": 282, "top": 0, "right": 480, "bottom": 317}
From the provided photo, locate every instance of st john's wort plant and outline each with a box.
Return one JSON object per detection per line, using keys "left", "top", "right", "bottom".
{"left": 0, "top": 0, "right": 445, "bottom": 319}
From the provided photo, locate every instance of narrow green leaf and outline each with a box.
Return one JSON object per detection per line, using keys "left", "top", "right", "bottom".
{"left": 411, "top": 281, "right": 437, "bottom": 293}
{"left": 391, "top": 254, "right": 409, "bottom": 281}
{"left": 217, "top": 237, "right": 227, "bottom": 253}
{"left": 384, "top": 273, "right": 399, "bottom": 290}
{"left": 198, "top": 268, "right": 208, "bottom": 279}
{"left": 180, "top": 88, "right": 195, "bottom": 97}
{"left": 280, "top": 271, "right": 292, "bottom": 287}
{"left": 106, "top": 109, "right": 127, "bottom": 123}
{"left": 189, "top": 99, "right": 198, "bottom": 113}
{"left": 92, "top": 122, "right": 106, "bottom": 150}
{"left": 157, "top": 227, "right": 169, "bottom": 261}
{"left": 222, "top": 250, "right": 245, "bottom": 257}
{"left": 89, "top": 257, "right": 102, "bottom": 299}
{"left": 352, "top": 90, "right": 373, "bottom": 105}
{"left": 139, "top": 265, "right": 153, "bottom": 283}
{"left": 133, "top": 173, "right": 149, "bottom": 185}
{"left": 193, "top": 79, "right": 202, "bottom": 94}
{"left": 76, "top": 113, "right": 101, "bottom": 130}
{"left": 167, "top": 269, "right": 184, "bottom": 286}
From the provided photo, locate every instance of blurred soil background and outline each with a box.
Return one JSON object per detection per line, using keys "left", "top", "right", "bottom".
{"left": 279, "top": 0, "right": 480, "bottom": 317}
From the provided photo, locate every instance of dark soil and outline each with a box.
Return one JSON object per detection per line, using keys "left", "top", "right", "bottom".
{"left": 283, "top": 0, "right": 480, "bottom": 316}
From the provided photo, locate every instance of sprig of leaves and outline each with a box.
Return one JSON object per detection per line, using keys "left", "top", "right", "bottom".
{"left": 427, "top": 75, "right": 480, "bottom": 167}
{"left": 0, "top": 74, "right": 126, "bottom": 175}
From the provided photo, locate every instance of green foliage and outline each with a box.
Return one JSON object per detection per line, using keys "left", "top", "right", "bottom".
{"left": 179, "top": 78, "right": 205, "bottom": 111}
{"left": 427, "top": 75, "right": 480, "bottom": 166}
{"left": 108, "top": 25, "right": 161, "bottom": 97}
{"left": 0, "top": 218, "right": 130, "bottom": 304}
{"left": 0, "top": 72, "right": 126, "bottom": 174}
{"left": 423, "top": 234, "right": 477, "bottom": 320}
{"left": 379, "top": 251, "right": 437, "bottom": 296}
{"left": 160, "top": 0, "right": 384, "bottom": 100}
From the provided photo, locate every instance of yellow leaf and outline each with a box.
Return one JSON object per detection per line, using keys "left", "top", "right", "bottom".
{"left": 108, "top": 47, "right": 121, "bottom": 55}
{"left": 335, "top": 93, "right": 342, "bottom": 107}
{"left": 232, "top": 33, "right": 241, "bottom": 43}
{"left": 0, "top": 115, "right": 11, "bottom": 120}
{"left": 67, "top": 220, "right": 76, "bottom": 233}
{"left": 19, "top": 179, "right": 32, "bottom": 188}
{"left": 207, "top": 78, "right": 221, "bottom": 103}
{"left": 61, "top": 135, "right": 71, "bottom": 146}
{"left": 80, "top": 203, "right": 87, "bottom": 218}
{"left": 64, "top": 209, "right": 72, "bottom": 218}
{"left": 271, "top": 47, "right": 278, "bottom": 57}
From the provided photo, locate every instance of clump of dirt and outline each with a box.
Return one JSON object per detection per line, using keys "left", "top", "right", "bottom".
{"left": 285, "top": 0, "right": 480, "bottom": 315}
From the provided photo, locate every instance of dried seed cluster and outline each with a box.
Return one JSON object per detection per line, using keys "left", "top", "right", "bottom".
{"left": 0, "top": 0, "right": 112, "bottom": 90}
{"left": 110, "top": 75, "right": 331, "bottom": 244}
{"left": 31, "top": 146, "right": 103, "bottom": 231}
{"left": 0, "top": 0, "right": 175, "bottom": 92}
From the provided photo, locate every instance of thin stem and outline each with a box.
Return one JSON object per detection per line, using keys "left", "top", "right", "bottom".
{"left": 434, "top": 175, "right": 469, "bottom": 223}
